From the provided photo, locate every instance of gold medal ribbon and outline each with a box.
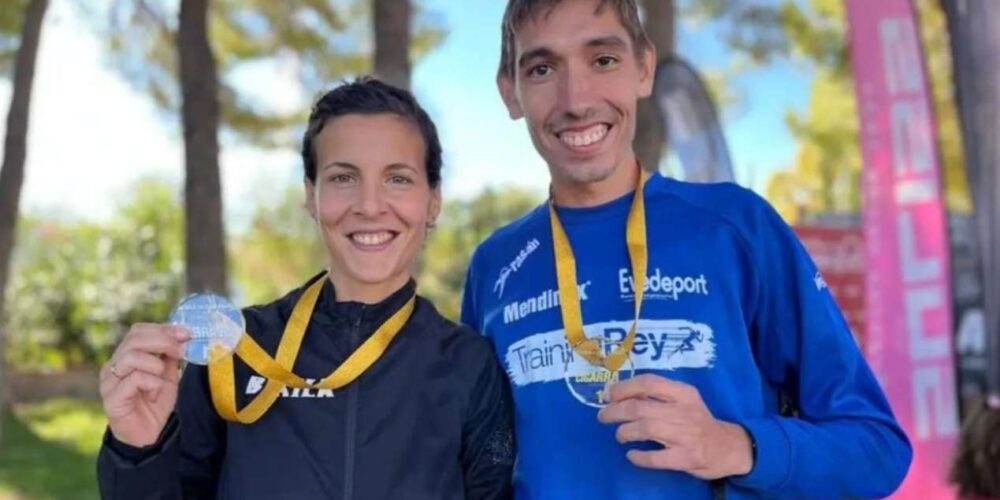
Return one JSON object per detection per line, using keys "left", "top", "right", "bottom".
{"left": 548, "top": 169, "right": 648, "bottom": 373}
{"left": 208, "top": 275, "right": 415, "bottom": 423}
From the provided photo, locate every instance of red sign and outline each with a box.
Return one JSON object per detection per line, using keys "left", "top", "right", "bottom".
{"left": 794, "top": 226, "right": 866, "bottom": 346}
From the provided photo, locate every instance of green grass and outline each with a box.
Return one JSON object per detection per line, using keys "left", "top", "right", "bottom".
{"left": 0, "top": 398, "right": 105, "bottom": 500}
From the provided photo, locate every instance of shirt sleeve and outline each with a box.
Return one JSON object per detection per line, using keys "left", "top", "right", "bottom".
{"left": 97, "top": 363, "right": 226, "bottom": 499}
{"left": 728, "top": 192, "right": 912, "bottom": 499}
{"left": 461, "top": 246, "right": 484, "bottom": 333}
{"left": 460, "top": 334, "right": 515, "bottom": 500}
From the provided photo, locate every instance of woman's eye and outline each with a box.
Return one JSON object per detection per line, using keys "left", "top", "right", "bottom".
{"left": 328, "top": 173, "right": 354, "bottom": 184}
{"left": 388, "top": 175, "right": 413, "bottom": 185}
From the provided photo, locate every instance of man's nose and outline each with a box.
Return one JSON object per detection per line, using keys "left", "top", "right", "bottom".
{"left": 557, "top": 63, "right": 597, "bottom": 120}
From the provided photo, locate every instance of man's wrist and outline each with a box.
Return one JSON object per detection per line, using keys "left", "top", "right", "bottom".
{"left": 721, "top": 421, "right": 755, "bottom": 477}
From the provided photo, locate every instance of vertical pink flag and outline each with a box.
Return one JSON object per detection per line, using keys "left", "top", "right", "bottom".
{"left": 846, "top": 0, "right": 959, "bottom": 498}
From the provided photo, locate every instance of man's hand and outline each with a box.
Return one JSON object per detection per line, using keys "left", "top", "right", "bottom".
{"left": 596, "top": 374, "right": 754, "bottom": 480}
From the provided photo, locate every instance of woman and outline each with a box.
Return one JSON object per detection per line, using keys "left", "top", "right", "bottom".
{"left": 96, "top": 78, "right": 514, "bottom": 500}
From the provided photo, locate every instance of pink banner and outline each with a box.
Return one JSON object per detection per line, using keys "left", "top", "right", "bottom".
{"left": 846, "top": 1, "right": 959, "bottom": 498}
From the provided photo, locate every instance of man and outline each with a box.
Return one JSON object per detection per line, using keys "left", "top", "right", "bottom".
{"left": 460, "top": 0, "right": 912, "bottom": 498}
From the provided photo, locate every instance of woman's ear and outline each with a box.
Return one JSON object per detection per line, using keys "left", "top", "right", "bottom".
{"left": 428, "top": 186, "right": 442, "bottom": 228}
{"left": 304, "top": 179, "right": 318, "bottom": 223}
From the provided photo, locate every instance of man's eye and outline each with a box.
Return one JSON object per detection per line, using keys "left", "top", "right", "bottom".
{"left": 528, "top": 64, "right": 552, "bottom": 78}
{"left": 595, "top": 56, "right": 619, "bottom": 68}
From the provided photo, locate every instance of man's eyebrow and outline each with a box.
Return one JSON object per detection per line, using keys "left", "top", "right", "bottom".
{"left": 518, "top": 47, "right": 558, "bottom": 69}
{"left": 517, "top": 35, "right": 629, "bottom": 70}
{"left": 585, "top": 35, "right": 628, "bottom": 51}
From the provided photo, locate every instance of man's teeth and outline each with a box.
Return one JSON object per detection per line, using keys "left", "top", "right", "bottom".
{"left": 351, "top": 232, "right": 394, "bottom": 246}
{"left": 559, "top": 124, "right": 609, "bottom": 147}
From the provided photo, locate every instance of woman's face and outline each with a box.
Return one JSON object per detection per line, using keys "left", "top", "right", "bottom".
{"left": 306, "top": 113, "right": 441, "bottom": 302}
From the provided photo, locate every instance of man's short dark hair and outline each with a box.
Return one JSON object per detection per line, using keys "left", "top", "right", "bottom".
{"left": 301, "top": 77, "right": 442, "bottom": 188}
{"left": 498, "top": 0, "right": 652, "bottom": 80}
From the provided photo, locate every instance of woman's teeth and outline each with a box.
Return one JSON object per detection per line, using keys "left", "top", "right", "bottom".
{"left": 351, "top": 232, "right": 394, "bottom": 246}
{"left": 559, "top": 124, "right": 609, "bottom": 147}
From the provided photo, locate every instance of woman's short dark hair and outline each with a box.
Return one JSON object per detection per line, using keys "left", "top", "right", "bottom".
{"left": 301, "top": 77, "right": 442, "bottom": 188}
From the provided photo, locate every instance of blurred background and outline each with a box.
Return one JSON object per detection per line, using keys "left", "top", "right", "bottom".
{"left": 0, "top": 0, "right": 993, "bottom": 498}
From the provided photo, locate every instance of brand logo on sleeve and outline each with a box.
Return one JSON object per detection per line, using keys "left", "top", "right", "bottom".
{"left": 814, "top": 271, "right": 828, "bottom": 291}
{"left": 494, "top": 238, "right": 541, "bottom": 298}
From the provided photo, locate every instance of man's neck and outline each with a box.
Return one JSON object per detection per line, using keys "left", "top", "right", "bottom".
{"left": 550, "top": 157, "right": 641, "bottom": 208}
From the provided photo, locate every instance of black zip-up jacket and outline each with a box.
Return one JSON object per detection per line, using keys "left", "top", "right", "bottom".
{"left": 97, "top": 275, "right": 515, "bottom": 499}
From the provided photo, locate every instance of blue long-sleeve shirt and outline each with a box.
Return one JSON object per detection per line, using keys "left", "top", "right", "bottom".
{"left": 461, "top": 172, "right": 911, "bottom": 499}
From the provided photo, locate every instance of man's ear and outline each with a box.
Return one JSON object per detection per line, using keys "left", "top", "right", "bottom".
{"left": 637, "top": 45, "right": 657, "bottom": 99}
{"left": 497, "top": 73, "right": 524, "bottom": 120}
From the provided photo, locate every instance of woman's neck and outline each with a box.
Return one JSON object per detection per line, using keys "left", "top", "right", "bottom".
{"left": 327, "top": 271, "right": 410, "bottom": 304}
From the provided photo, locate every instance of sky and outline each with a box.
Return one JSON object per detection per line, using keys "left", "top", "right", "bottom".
{"left": 0, "top": 0, "right": 811, "bottom": 230}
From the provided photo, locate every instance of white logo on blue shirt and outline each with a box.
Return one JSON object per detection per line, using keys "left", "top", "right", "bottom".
{"left": 493, "top": 239, "right": 541, "bottom": 298}
{"left": 504, "top": 319, "right": 716, "bottom": 387}
{"left": 617, "top": 268, "right": 710, "bottom": 301}
{"left": 503, "top": 281, "right": 591, "bottom": 325}
{"left": 814, "top": 271, "right": 828, "bottom": 291}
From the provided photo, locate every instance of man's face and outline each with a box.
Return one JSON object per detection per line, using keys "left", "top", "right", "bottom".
{"left": 499, "top": 0, "right": 654, "bottom": 186}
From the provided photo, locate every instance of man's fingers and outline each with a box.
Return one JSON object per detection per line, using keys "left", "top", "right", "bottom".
{"left": 613, "top": 419, "right": 683, "bottom": 445}
{"left": 606, "top": 374, "right": 698, "bottom": 404}
{"left": 626, "top": 448, "right": 691, "bottom": 471}
{"left": 597, "top": 398, "right": 664, "bottom": 424}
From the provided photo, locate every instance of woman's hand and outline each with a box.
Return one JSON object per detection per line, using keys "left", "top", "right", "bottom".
{"left": 100, "top": 323, "right": 189, "bottom": 447}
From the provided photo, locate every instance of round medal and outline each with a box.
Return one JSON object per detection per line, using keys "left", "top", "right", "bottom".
{"left": 169, "top": 294, "right": 244, "bottom": 365}
{"left": 564, "top": 339, "right": 635, "bottom": 408}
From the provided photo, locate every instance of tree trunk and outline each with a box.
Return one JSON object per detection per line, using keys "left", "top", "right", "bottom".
{"left": 0, "top": 0, "right": 49, "bottom": 438}
{"left": 178, "top": 0, "right": 227, "bottom": 295}
{"left": 944, "top": 0, "right": 1000, "bottom": 402}
{"left": 959, "top": 1, "right": 1000, "bottom": 403}
{"left": 944, "top": 3, "right": 1000, "bottom": 495}
{"left": 635, "top": 0, "right": 674, "bottom": 171}
{"left": 373, "top": 0, "right": 411, "bottom": 90}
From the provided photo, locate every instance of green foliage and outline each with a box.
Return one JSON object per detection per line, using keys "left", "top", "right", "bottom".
{"left": 0, "top": 399, "right": 104, "bottom": 500}
{"left": 764, "top": 0, "right": 970, "bottom": 223}
{"left": 3, "top": 179, "right": 183, "bottom": 370}
{"left": 2, "top": 179, "right": 538, "bottom": 367}
{"left": 229, "top": 184, "right": 541, "bottom": 321}
{"left": 231, "top": 186, "right": 325, "bottom": 306}
{"left": 95, "top": 0, "right": 446, "bottom": 148}
{"left": 0, "top": 0, "right": 28, "bottom": 76}
{"left": 418, "top": 188, "right": 541, "bottom": 321}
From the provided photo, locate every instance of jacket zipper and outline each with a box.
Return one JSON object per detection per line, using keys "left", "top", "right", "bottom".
{"left": 343, "top": 308, "right": 363, "bottom": 500}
